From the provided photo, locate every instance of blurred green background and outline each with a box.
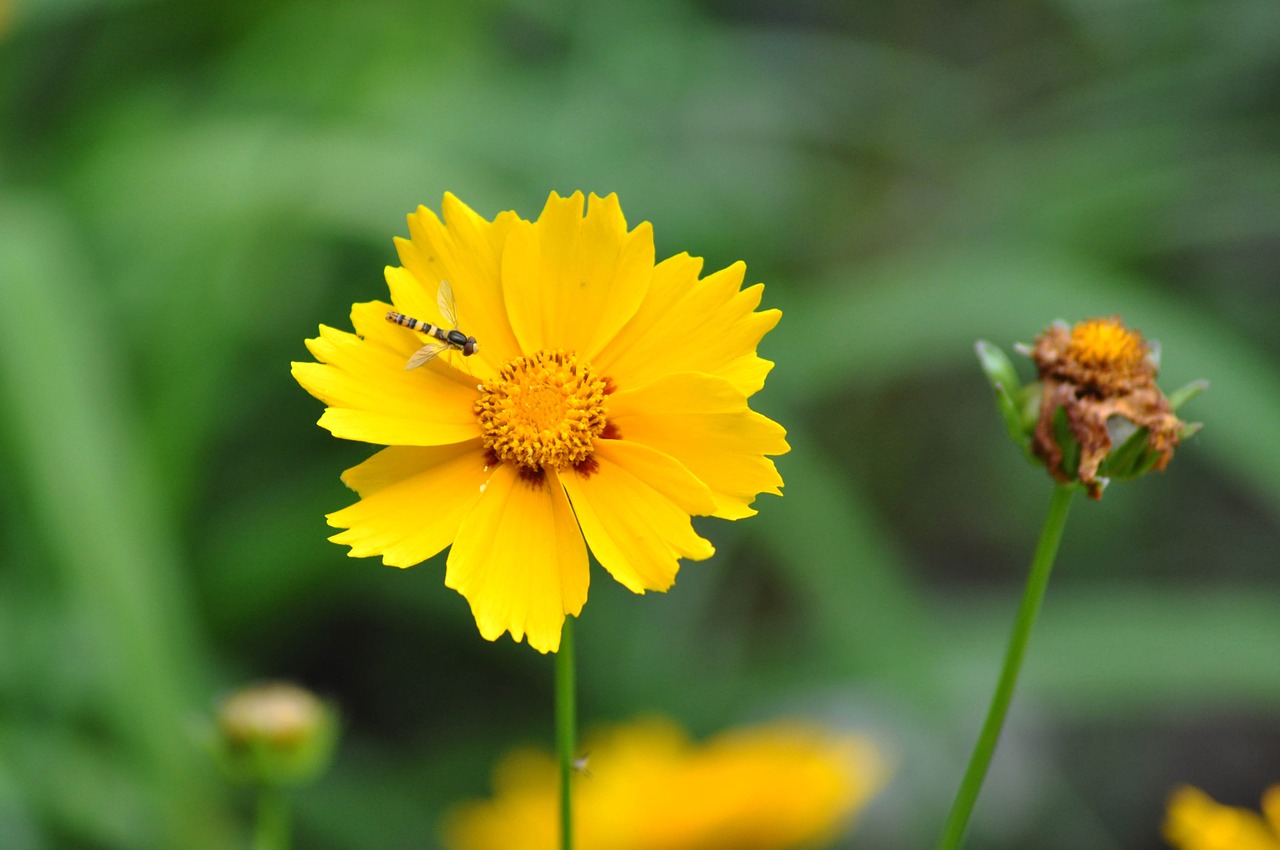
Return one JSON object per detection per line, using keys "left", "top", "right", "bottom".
{"left": 3, "top": 0, "right": 1279, "bottom": 848}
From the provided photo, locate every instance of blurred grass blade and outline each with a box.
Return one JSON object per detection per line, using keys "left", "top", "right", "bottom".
{"left": 0, "top": 196, "right": 230, "bottom": 849}
{"left": 754, "top": 430, "right": 942, "bottom": 691}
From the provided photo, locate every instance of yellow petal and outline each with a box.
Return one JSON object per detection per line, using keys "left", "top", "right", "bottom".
{"left": 609, "top": 372, "right": 788, "bottom": 519}
{"left": 393, "top": 196, "right": 525, "bottom": 370}
{"left": 1264, "top": 786, "right": 1280, "bottom": 837}
{"left": 1164, "top": 786, "right": 1280, "bottom": 850}
{"left": 445, "top": 465, "right": 588, "bottom": 653}
{"left": 593, "top": 254, "right": 780, "bottom": 396}
{"left": 560, "top": 442, "right": 714, "bottom": 595}
{"left": 595, "top": 439, "right": 717, "bottom": 516}
{"left": 502, "top": 192, "right": 653, "bottom": 360}
{"left": 292, "top": 304, "right": 482, "bottom": 446}
{"left": 326, "top": 442, "right": 487, "bottom": 566}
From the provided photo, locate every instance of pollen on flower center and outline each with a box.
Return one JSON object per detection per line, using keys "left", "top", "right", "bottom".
{"left": 475, "top": 350, "right": 608, "bottom": 474}
{"left": 1067, "top": 317, "right": 1146, "bottom": 373}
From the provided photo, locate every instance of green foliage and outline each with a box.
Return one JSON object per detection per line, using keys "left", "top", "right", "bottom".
{"left": 2, "top": 1, "right": 1278, "bottom": 849}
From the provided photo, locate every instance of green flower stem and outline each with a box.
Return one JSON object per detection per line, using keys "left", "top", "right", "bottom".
{"left": 252, "top": 785, "right": 289, "bottom": 850}
{"left": 937, "top": 484, "right": 1075, "bottom": 850}
{"left": 556, "top": 615, "right": 577, "bottom": 850}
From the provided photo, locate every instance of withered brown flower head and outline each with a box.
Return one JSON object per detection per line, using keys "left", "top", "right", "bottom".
{"left": 1030, "top": 317, "right": 1183, "bottom": 499}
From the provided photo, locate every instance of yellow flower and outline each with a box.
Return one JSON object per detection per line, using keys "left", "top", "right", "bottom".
{"left": 1164, "top": 785, "right": 1280, "bottom": 850}
{"left": 442, "top": 718, "right": 887, "bottom": 850}
{"left": 292, "top": 192, "right": 787, "bottom": 653}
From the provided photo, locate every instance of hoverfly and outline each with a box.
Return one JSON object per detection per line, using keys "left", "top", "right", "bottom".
{"left": 385, "top": 280, "right": 479, "bottom": 370}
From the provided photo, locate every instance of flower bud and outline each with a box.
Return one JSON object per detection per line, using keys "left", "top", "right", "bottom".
{"left": 211, "top": 682, "right": 337, "bottom": 788}
{"left": 977, "top": 317, "right": 1204, "bottom": 499}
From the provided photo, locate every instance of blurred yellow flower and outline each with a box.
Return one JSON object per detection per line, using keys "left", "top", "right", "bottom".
{"left": 292, "top": 192, "right": 787, "bottom": 653}
{"left": 443, "top": 718, "right": 887, "bottom": 850}
{"left": 1164, "top": 785, "right": 1280, "bottom": 850}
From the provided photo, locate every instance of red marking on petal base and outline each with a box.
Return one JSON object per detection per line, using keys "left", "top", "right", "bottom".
{"left": 483, "top": 449, "right": 502, "bottom": 469}
{"left": 517, "top": 466, "right": 547, "bottom": 487}
{"left": 602, "top": 376, "right": 618, "bottom": 395}
{"left": 600, "top": 422, "right": 621, "bottom": 441}
{"left": 574, "top": 456, "right": 600, "bottom": 477}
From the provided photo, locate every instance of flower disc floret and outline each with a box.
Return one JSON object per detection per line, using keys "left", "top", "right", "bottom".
{"left": 475, "top": 350, "right": 608, "bottom": 474}
{"left": 1037, "top": 315, "right": 1154, "bottom": 394}
{"left": 1067, "top": 316, "right": 1146, "bottom": 374}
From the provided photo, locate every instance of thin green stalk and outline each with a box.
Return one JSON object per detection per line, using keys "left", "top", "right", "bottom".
{"left": 556, "top": 615, "right": 577, "bottom": 850}
{"left": 252, "top": 785, "right": 289, "bottom": 850}
{"left": 937, "top": 484, "right": 1075, "bottom": 850}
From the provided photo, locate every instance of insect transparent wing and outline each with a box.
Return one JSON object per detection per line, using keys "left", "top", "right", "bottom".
{"left": 405, "top": 342, "right": 447, "bottom": 370}
{"left": 436, "top": 280, "right": 460, "bottom": 330}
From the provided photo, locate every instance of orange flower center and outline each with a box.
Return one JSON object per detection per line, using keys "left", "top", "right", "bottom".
{"left": 474, "top": 350, "right": 608, "bottom": 473}
{"left": 1066, "top": 317, "right": 1146, "bottom": 373}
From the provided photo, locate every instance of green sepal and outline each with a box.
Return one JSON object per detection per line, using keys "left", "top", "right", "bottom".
{"left": 1097, "top": 377, "right": 1206, "bottom": 481}
{"left": 975, "top": 340, "right": 1022, "bottom": 396}
{"left": 975, "top": 340, "right": 1033, "bottom": 456}
{"left": 1171, "top": 379, "right": 1205, "bottom": 441}
{"left": 1016, "top": 383, "right": 1041, "bottom": 432}
{"left": 1131, "top": 445, "right": 1164, "bottom": 477}
{"left": 1044, "top": 399, "right": 1085, "bottom": 489}
{"left": 1167, "top": 379, "right": 1208, "bottom": 412}
{"left": 1172, "top": 378, "right": 1208, "bottom": 445}
{"left": 1052, "top": 405, "right": 1081, "bottom": 479}
{"left": 1099, "top": 424, "right": 1151, "bottom": 480}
